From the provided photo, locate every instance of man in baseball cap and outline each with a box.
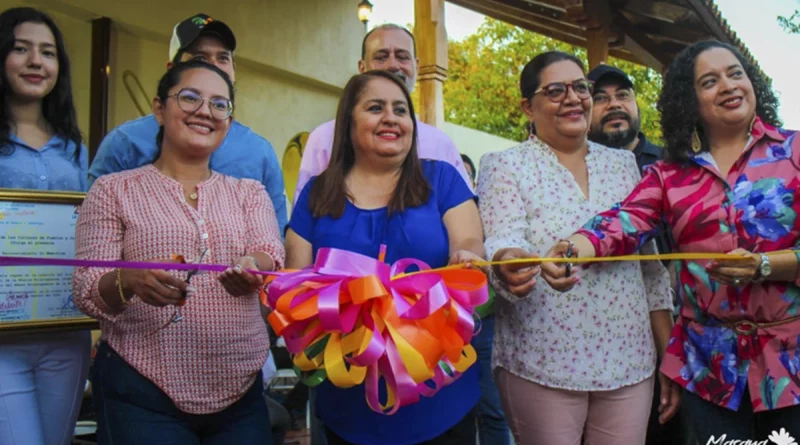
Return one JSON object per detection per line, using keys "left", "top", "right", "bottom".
{"left": 587, "top": 64, "right": 688, "bottom": 445}
{"left": 587, "top": 65, "right": 649, "bottom": 160}
{"left": 89, "top": 13, "right": 287, "bottom": 230}
{"left": 167, "top": 13, "right": 236, "bottom": 81}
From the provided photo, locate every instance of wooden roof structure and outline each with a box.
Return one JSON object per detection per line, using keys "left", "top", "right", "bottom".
{"left": 446, "top": 0, "right": 760, "bottom": 74}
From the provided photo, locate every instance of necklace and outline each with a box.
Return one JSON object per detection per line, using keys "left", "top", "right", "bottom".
{"left": 189, "top": 191, "right": 198, "bottom": 200}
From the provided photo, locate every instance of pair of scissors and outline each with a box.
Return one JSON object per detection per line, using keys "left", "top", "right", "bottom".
{"left": 172, "top": 247, "right": 209, "bottom": 322}
{"left": 564, "top": 241, "right": 575, "bottom": 278}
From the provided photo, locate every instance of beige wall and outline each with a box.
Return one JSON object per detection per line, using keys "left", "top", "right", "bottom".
{"left": 3, "top": 0, "right": 364, "bottom": 161}
{"left": 441, "top": 122, "right": 517, "bottom": 173}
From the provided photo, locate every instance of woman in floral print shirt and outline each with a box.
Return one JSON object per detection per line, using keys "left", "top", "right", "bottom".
{"left": 544, "top": 41, "right": 800, "bottom": 442}
{"left": 478, "top": 51, "right": 676, "bottom": 445}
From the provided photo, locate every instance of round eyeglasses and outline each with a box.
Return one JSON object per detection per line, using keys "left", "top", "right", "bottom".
{"left": 533, "top": 80, "right": 594, "bottom": 103}
{"left": 168, "top": 88, "right": 233, "bottom": 120}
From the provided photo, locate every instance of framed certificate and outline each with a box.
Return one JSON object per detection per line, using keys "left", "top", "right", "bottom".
{"left": 0, "top": 189, "right": 98, "bottom": 334}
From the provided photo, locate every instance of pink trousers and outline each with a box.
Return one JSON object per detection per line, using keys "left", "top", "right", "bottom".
{"left": 495, "top": 369, "right": 654, "bottom": 445}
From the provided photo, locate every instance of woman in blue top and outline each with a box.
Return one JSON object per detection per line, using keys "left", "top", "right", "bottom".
{"left": 0, "top": 7, "right": 90, "bottom": 445}
{"left": 286, "top": 70, "right": 484, "bottom": 445}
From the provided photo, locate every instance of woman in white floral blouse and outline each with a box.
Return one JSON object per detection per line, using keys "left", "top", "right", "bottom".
{"left": 476, "top": 51, "right": 678, "bottom": 445}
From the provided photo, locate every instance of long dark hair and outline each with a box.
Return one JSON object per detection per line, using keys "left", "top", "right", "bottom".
{"left": 309, "top": 70, "right": 428, "bottom": 218}
{"left": 657, "top": 40, "right": 781, "bottom": 163}
{"left": 153, "top": 60, "right": 235, "bottom": 158}
{"left": 0, "top": 7, "right": 82, "bottom": 157}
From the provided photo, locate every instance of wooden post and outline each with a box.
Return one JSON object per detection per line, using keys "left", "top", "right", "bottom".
{"left": 587, "top": 27, "right": 610, "bottom": 70}
{"left": 89, "top": 17, "right": 111, "bottom": 162}
{"left": 414, "top": 0, "right": 448, "bottom": 128}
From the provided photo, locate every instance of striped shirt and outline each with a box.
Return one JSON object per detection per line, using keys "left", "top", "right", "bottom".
{"left": 73, "top": 164, "right": 285, "bottom": 414}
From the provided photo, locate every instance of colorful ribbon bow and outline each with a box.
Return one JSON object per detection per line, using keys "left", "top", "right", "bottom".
{"left": 264, "top": 248, "right": 488, "bottom": 414}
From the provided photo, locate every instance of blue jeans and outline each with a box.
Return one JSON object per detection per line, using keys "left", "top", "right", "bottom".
{"left": 92, "top": 342, "right": 273, "bottom": 445}
{"left": 0, "top": 331, "right": 91, "bottom": 445}
{"left": 472, "top": 315, "right": 510, "bottom": 445}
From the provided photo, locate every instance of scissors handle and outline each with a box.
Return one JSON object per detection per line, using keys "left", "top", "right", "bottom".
{"left": 564, "top": 241, "right": 575, "bottom": 278}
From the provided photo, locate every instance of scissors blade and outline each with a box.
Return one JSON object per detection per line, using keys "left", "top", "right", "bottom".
{"left": 185, "top": 248, "right": 210, "bottom": 282}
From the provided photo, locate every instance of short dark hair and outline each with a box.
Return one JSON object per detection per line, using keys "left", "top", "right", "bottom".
{"left": 308, "top": 70, "right": 428, "bottom": 218}
{"left": 657, "top": 40, "right": 780, "bottom": 164}
{"left": 520, "top": 51, "right": 585, "bottom": 100}
{"left": 0, "top": 7, "right": 82, "bottom": 158}
{"left": 460, "top": 153, "right": 476, "bottom": 181}
{"left": 361, "top": 24, "right": 416, "bottom": 60}
{"left": 154, "top": 60, "right": 235, "bottom": 155}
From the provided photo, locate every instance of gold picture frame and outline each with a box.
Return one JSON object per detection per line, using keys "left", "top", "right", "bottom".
{"left": 0, "top": 188, "right": 98, "bottom": 334}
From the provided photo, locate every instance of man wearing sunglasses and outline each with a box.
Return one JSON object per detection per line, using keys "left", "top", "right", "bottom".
{"left": 587, "top": 65, "right": 688, "bottom": 445}
{"left": 89, "top": 13, "right": 287, "bottom": 232}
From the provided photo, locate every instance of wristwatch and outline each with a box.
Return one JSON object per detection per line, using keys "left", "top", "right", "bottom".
{"left": 754, "top": 253, "right": 772, "bottom": 282}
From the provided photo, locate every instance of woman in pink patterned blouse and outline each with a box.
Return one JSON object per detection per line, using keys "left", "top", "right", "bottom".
{"left": 73, "top": 61, "right": 285, "bottom": 445}
{"left": 479, "top": 51, "right": 676, "bottom": 445}
{"left": 544, "top": 41, "right": 800, "bottom": 442}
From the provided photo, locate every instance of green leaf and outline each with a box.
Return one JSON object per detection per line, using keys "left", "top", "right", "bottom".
{"left": 773, "top": 376, "right": 792, "bottom": 405}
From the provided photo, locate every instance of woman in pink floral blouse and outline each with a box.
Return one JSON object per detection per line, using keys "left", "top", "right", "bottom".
{"left": 73, "top": 61, "right": 285, "bottom": 445}
{"left": 544, "top": 41, "right": 800, "bottom": 442}
{"left": 478, "top": 51, "right": 676, "bottom": 445}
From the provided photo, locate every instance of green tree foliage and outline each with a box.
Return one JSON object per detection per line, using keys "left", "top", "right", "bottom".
{"left": 443, "top": 18, "right": 663, "bottom": 144}
{"left": 778, "top": 10, "right": 800, "bottom": 33}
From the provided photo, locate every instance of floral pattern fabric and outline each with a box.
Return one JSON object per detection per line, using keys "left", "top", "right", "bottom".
{"left": 577, "top": 118, "right": 800, "bottom": 411}
{"left": 478, "top": 138, "right": 672, "bottom": 391}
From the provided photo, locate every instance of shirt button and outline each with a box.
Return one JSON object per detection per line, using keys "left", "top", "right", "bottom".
{"left": 201, "top": 233, "right": 209, "bottom": 240}
{"left": 39, "top": 175, "right": 46, "bottom": 181}
{"left": 198, "top": 219, "right": 205, "bottom": 225}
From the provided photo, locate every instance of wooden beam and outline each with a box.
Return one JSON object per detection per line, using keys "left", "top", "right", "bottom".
{"left": 683, "top": 0, "right": 729, "bottom": 41}
{"left": 621, "top": 1, "right": 694, "bottom": 23}
{"left": 88, "top": 17, "right": 111, "bottom": 162}
{"left": 621, "top": 33, "right": 664, "bottom": 73}
{"left": 449, "top": 0, "right": 581, "bottom": 36}
{"left": 479, "top": 0, "right": 566, "bottom": 21}
{"left": 612, "top": 11, "right": 673, "bottom": 68}
{"left": 415, "top": 0, "right": 448, "bottom": 127}
{"left": 448, "top": 0, "right": 643, "bottom": 65}
{"left": 587, "top": 27, "right": 610, "bottom": 69}
{"left": 618, "top": 11, "right": 709, "bottom": 45}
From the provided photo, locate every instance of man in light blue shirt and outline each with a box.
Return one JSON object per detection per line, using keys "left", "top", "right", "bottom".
{"left": 89, "top": 13, "right": 287, "bottom": 230}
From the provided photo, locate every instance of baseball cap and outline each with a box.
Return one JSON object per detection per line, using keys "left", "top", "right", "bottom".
{"left": 587, "top": 64, "right": 634, "bottom": 90}
{"left": 168, "top": 13, "right": 236, "bottom": 63}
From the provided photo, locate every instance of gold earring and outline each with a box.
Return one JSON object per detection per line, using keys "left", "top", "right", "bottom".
{"left": 691, "top": 129, "right": 702, "bottom": 153}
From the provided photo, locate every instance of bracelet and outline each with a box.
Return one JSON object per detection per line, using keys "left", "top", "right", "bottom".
{"left": 115, "top": 268, "right": 130, "bottom": 306}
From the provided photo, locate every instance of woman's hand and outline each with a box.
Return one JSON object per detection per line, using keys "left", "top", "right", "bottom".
{"left": 491, "top": 248, "right": 540, "bottom": 297}
{"left": 540, "top": 240, "right": 580, "bottom": 292}
{"left": 657, "top": 372, "right": 681, "bottom": 424}
{"left": 218, "top": 256, "right": 264, "bottom": 297}
{"left": 706, "top": 248, "right": 760, "bottom": 286}
{"left": 449, "top": 250, "right": 487, "bottom": 273}
{"left": 119, "top": 259, "right": 190, "bottom": 307}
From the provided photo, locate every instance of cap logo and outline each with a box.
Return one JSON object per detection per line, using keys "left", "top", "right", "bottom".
{"left": 191, "top": 16, "right": 213, "bottom": 27}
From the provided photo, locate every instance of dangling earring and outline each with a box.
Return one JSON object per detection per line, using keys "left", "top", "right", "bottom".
{"left": 691, "top": 128, "right": 702, "bottom": 153}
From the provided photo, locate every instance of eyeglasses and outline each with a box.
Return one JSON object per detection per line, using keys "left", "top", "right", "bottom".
{"left": 593, "top": 90, "right": 635, "bottom": 106}
{"left": 533, "top": 80, "right": 593, "bottom": 103}
{"left": 168, "top": 88, "right": 233, "bottom": 120}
